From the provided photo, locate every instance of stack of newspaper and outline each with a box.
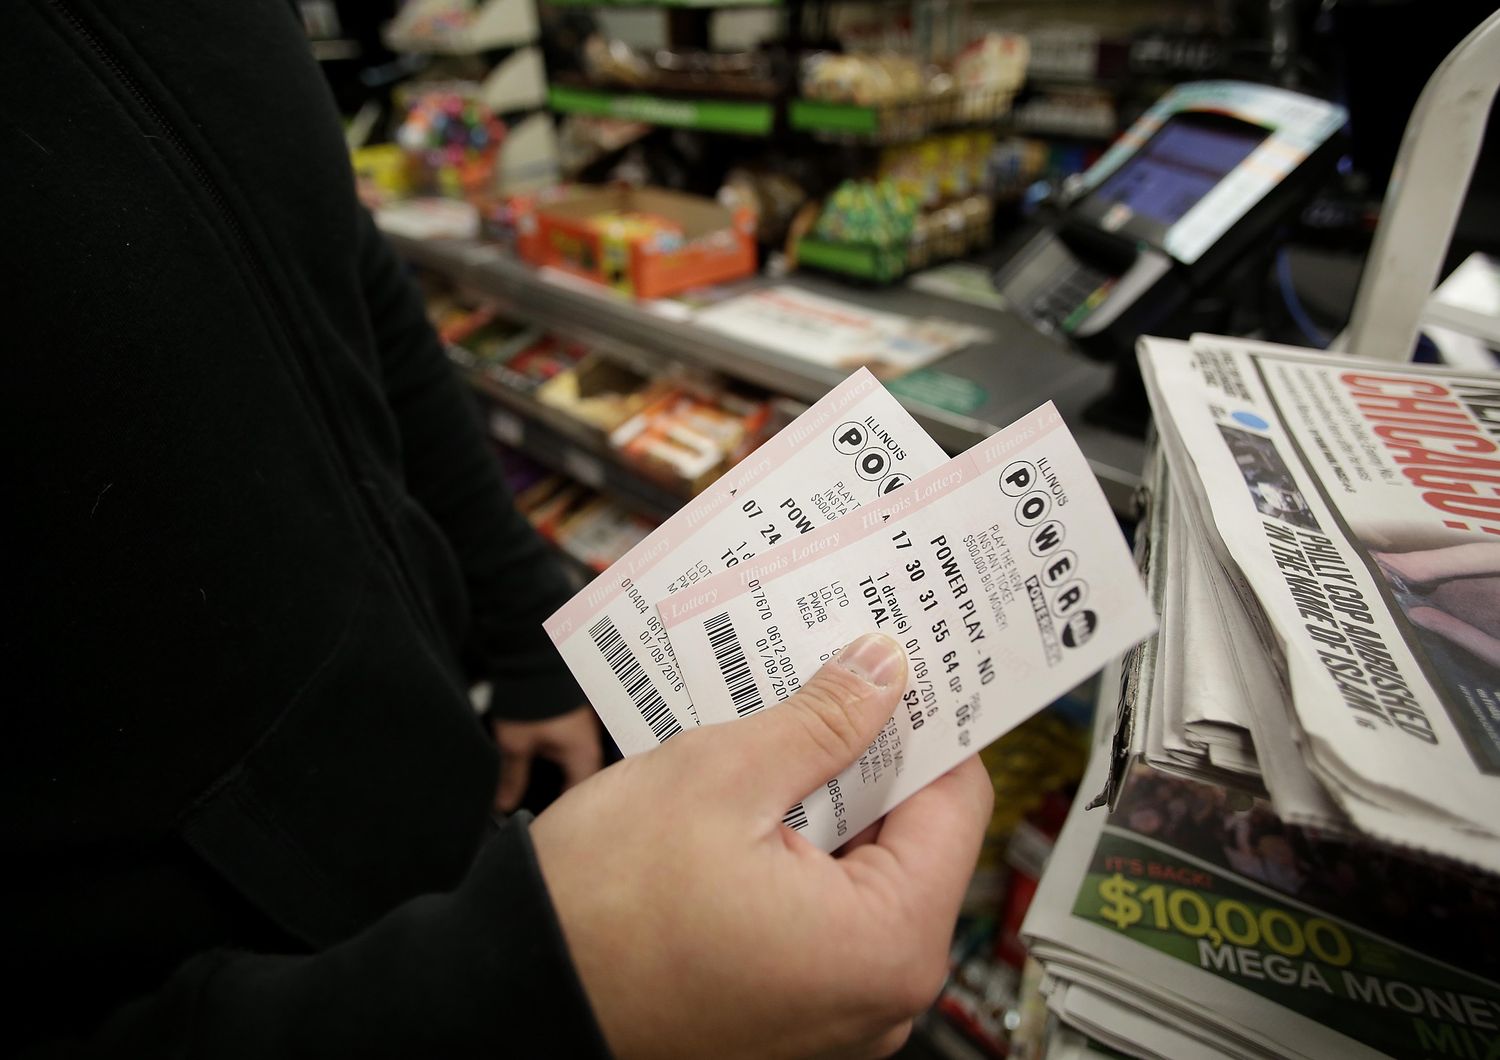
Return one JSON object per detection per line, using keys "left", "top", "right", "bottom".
{"left": 1023, "top": 334, "right": 1500, "bottom": 1059}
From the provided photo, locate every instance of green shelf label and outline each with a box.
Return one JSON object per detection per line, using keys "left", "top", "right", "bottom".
{"left": 798, "top": 238, "right": 906, "bottom": 283}
{"left": 549, "top": 86, "right": 773, "bottom": 135}
{"left": 789, "top": 99, "right": 880, "bottom": 136}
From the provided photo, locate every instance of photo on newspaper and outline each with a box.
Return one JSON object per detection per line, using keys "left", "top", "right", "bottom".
{"left": 1026, "top": 747, "right": 1500, "bottom": 1060}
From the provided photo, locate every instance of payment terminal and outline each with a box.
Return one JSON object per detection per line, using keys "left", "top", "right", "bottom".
{"left": 993, "top": 81, "right": 1347, "bottom": 428}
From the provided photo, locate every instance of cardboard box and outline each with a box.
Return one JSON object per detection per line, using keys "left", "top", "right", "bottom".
{"left": 514, "top": 185, "right": 757, "bottom": 300}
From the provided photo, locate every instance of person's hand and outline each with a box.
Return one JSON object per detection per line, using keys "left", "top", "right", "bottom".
{"left": 531, "top": 633, "right": 993, "bottom": 1059}
{"left": 492, "top": 706, "right": 604, "bottom": 813}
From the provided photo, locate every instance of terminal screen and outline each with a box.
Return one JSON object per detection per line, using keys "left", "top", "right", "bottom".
{"left": 1089, "top": 118, "right": 1266, "bottom": 226}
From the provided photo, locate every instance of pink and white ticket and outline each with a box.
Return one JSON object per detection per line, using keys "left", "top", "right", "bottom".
{"left": 545, "top": 369, "right": 948, "bottom": 756}
{"left": 658, "top": 402, "right": 1155, "bottom": 850}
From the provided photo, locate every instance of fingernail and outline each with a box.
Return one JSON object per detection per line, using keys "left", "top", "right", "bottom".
{"left": 837, "top": 633, "right": 905, "bottom": 688}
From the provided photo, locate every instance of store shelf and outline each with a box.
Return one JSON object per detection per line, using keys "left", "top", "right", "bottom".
{"left": 389, "top": 231, "right": 1147, "bottom": 517}
{"left": 463, "top": 369, "right": 690, "bottom": 523}
{"left": 789, "top": 90, "right": 1014, "bottom": 143}
{"left": 547, "top": 85, "right": 775, "bottom": 136}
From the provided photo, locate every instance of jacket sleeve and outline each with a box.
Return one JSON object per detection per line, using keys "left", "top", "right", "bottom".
{"left": 33, "top": 817, "right": 611, "bottom": 1059}
{"left": 356, "top": 208, "right": 584, "bottom": 720}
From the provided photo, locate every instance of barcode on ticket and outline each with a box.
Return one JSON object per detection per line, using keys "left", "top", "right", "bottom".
{"left": 782, "top": 802, "right": 808, "bottom": 831}
{"left": 704, "top": 611, "right": 764, "bottom": 717}
{"left": 587, "top": 616, "right": 683, "bottom": 742}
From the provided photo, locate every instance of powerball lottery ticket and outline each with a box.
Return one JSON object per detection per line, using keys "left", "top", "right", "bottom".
{"left": 658, "top": 402, "right": 1155, "bottom": 850}
{"left": 545, "top": 368, "right": 948, "bottom": 756}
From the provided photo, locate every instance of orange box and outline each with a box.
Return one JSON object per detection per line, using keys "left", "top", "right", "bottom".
{"left": 514, "top": 185, "right": 757, "bottom": 300}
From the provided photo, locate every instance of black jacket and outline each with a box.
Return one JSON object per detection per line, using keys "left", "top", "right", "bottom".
{"left": 2, "top": 1, "right": 608, "bottom": 1054}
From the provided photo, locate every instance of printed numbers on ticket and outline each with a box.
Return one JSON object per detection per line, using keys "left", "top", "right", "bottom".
{"left": 659, "top": 403, "right": 1156, "bottom": 851}
{"left": 545, "top": 369, "right": 948, "bottom": 757}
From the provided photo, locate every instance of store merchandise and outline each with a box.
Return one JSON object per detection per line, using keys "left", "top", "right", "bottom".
{"left": 952, "top": 33, "right": 1029, "bottom": 96}
{"left": 496, "top": 446, "right": 554, "bottom": 499}
{"left": 352, "top": 143, "right": 414, "bottom": 208}
{"left": 813, "top": 179, "right": 920, "bottom": 249}
{"left": 519, "top": 475, "right": 595, "bottom": 538}
{"left": 554, "top": 498, "right": 657, "bottom": 573}
{"left": 556, "top": 116, "right": 652, "bottom": 177}
{"left": 383, "top": 0, "right": 538, "bottom": 54}
{"left": 718, "top": 167, "right": 809, "bottom": 246}
{"left": 795, "top": 41, "right": 1022, "bottom": 144}
{"left": 608, "top": 387, "right": 771, "bottom": 493}
{"left": 493, "top": 333, "right": 591, "bottom": 391}
{"left": 694, "top": 285, "right": 987, "bottom": 374}
{"left": 798, "top": 158, "right": 994, "bottom": 283}
{"left": 1022, "top": 26, "right": 1112, "bottom": 83}
{"left": 534, "top": 353, "right": 663, "bottom": 434}
{"left": 581, "top": 35, "right": 775, "bottom": 97}
{"left": 802, "top": 52, "right": 926, "bottom": 108}
{"left": 511, "top": 467, "right": 658, "bottom": 573}
{"left": 514, "top": 185, "right": 757, "bottom": 299}
{"left": 1013, "top": 90, "right": 1117, "bottom": 141}
{"left": 988, "top": 137, "right": 1051, "bottom": 199}
{"left": 395, "top": 83, "right": 508, "bottom": 199}
{"left": 372, "top": 196, "right": 481, "bottom": 240}
{"left": 1022, "top": 333, "right": 1500, "bottom": 1058}
{"left": 881, "top": 131, "right": 996, "bottom": 206}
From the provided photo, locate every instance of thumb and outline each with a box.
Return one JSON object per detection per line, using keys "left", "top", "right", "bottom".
{"left": 731, "top": 633, "right": 907, "bottom": 819}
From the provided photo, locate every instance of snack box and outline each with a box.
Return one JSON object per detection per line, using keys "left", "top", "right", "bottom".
{"left": 554, "top": 498, "right": 656, "bottom": 572}
{"left": 534, "top": 353, "right": 665, "bottom": 433}
{"left": 514, "top": 185, "right": 757, "bottom": 300}
{"left": 608, "top": 387, "right": 770, "bottom": 492}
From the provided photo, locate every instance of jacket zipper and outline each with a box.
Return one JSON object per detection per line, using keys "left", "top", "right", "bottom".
{"left": 50, "top": 0, "right": 443, "bottom": 643}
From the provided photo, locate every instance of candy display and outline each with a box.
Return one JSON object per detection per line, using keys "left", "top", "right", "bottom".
{"left": 553, "top": 498, "right": 656, "bottom": 573}
{"left": 794, "top": 39, "right": 1024, "bottom": 143}
{"left": 717, "top": 168, "right": 809, "bottom": 246}
{"left": 609, "top": 387, "right": 770, "bottom": 492}
{"left": 514, "top": 185, "right": 756, "bottom": 300}
{"left": 581, "top": 35, "right": 775, "bottom": 97}
{"left": 801, "top": 52, "right": 927, "bottom": 107}
{"left": 584, "top": 210, "right": 684, "bottom": 252}
{"left": 812, "top": 179, "right": 921, "bottom": 249}
{"left": 497, "top": 334, "right": 591, "bottom": 390}
{"left": 880, "top": 130, "right": 995, "bottom": 207}
{"left": 798, "top": 175, "right": 993, "bottom": 282}
{"left": 395, "top": 84, "right": 508, "bottom": 199}
{"left": 535, "top": 353, "right": 664, "bottom": 433}
{"left": 351, "top": 143, "right": 414, "bottom": 208}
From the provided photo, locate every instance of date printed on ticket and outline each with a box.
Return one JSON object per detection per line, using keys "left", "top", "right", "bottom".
{"left": 658, "top": 402, "right": 1156, "bottom": 851}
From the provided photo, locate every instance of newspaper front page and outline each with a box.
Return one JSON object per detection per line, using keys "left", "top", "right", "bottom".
{"left": 1139, "top": 336, "right": 1500, "bottom": 871}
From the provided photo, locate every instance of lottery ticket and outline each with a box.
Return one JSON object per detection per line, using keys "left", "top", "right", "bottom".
{"left": 545, "top": 368, "right": 948, "bottom": 756}
{"left": 659, "top": 402, "right": 1155, "bottom": 850}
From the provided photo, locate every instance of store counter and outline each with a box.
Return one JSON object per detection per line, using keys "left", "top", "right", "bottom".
{"left": 387, "top": 232, "right": 1146, "bottom": 518}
